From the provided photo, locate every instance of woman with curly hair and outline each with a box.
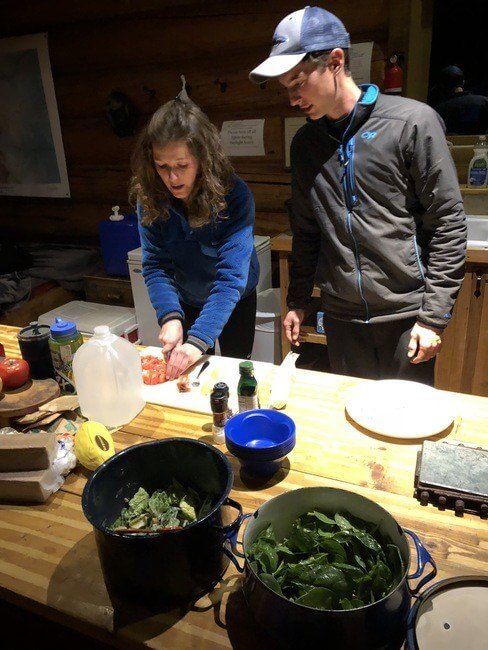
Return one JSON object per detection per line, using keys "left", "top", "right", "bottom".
{"left": 130, "top": 98, "right": 259, "bottom": 380}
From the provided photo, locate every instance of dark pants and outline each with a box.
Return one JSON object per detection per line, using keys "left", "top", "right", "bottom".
{"left": 322, "top": 316, "right": 436, "bottom": 386}
{"left": 181, "top": 290, "right": 257, "bottom": 359}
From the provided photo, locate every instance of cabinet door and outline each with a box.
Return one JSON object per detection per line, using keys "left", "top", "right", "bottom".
{"left": 84, "top": 275, "right": 134, "bottom": 307}
{"left": 435, "top": 271, "right": 471, "bottom": 392}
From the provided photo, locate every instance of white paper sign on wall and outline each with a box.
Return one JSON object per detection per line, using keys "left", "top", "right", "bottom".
{"left": 221, "top": 119, "right": 265, "bottom": 157}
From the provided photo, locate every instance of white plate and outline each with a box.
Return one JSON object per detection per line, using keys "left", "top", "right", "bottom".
{"left": 345, "top": 380, "right": 457, "bottom": 439}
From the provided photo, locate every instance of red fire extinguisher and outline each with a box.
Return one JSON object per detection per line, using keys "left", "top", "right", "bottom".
{"left": 384, "top": 54, "right": 403, "bottom": 95}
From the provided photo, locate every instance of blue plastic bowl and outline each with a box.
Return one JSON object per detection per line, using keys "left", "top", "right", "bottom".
{"left": 225, "top": 409, "right": 296, "bottom": 477}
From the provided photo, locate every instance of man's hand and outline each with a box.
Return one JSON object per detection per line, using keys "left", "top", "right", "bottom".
{"left": 159, "top": 319, "right": 184, "bottom": 358}
{"left": 165, "top": 343, "right": 203, "bottom": 380}
{"left": 407, "top": 322, "right": 443, "bottom": 364}
{"left": 283, "top": 309, "right": 305, "bottom": 346}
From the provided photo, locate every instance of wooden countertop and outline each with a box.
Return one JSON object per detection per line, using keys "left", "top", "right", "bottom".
{"left": 0, "top": 325, "right": 487, "bottom": 648}
{"left": 271, "top": 232, "right": 488, "bottom": 264}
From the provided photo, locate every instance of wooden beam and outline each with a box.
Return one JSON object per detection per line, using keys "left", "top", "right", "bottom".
{"left": 405, "top": 0, "right": 434, "bottom": 101}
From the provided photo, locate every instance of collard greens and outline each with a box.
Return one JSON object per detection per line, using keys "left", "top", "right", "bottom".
{"left": 247, "top": 511, "right": 404, "bottom": 610}
{"left": 110, "top": 480, "right": 212, "bottom": 532}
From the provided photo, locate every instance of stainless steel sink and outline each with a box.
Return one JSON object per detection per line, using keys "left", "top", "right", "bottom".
{"left": 466, "top": 215, "right": 488, "bottom": 250}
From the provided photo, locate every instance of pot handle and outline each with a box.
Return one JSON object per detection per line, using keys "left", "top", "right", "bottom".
{"left": 212, "top": 497, "right": 244, "bottom": 535}
{"left": 404, "top": 528, "right": 437, "bottom": 596}
{"left": 223, "top": 513, "right": 252, "bottom": 573}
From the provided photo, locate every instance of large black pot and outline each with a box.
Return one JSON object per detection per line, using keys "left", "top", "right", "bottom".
{"left": 227, "top": 487, "right": 437, "bottom": 650}
{"left": 82, "top": 438, "right": 242, "bottom": 606}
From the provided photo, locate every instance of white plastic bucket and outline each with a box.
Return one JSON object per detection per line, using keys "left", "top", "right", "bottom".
{"left": 251, "top": 288, "right": 282, "bottom": 364}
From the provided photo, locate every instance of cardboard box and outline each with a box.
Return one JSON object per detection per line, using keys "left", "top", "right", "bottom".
{"left": 0, "top": 432, "right": 57, "bottom": 472}
{"left": 0, "top": 467, "right": 59, "bottom": 503}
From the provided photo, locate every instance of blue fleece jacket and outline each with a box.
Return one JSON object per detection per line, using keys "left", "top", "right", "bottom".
{"left": 138, "top": 175, "right": 259, "bottom": 351}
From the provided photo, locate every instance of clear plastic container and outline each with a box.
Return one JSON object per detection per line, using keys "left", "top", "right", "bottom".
{"left": 73, "top": 325, "right": 145, "bottom": 427}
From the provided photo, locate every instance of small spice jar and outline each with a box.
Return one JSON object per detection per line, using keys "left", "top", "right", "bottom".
{"left": 210, "top": 383, "right": 229, "bottom": 445}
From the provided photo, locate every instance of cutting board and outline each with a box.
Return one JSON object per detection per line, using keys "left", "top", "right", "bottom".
{"left": 141, "top": 347, "right": 275, "bottom": 415}
{"left": 0, "top": 378, "right": 60, "bottom": 418}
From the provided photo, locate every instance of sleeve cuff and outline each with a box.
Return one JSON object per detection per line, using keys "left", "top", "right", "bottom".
{"left": 186, "top": 335, "right": 210, "bottom": 354}
{"left": 416, "top": 317, "right": 448, "bottom": 331}
{"left": 159, "top": 311, "right": 184, "bottom": 327}
{"left": 287, "top": 299, "right": 312, "bottom": 310}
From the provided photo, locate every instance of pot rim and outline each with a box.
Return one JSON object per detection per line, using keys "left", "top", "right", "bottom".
{"left": 242, "top": 486, "right": 412, "bottom": 613}
{"left": 82, "top": 437, "right": 233, "bottom": 539}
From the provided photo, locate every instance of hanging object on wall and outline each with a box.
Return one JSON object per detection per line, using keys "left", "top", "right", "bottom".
{"left": 105, "top": 91, "right": 136, "bottom": 137}
{"left": 384, "top": 54, "right": 404, "bottom": 95}
{"left": 0, "top": 33, "right": 70, "bottom": 198}
{"left": 176, "top": 74, "right": 192, "bottom": 102}
{"left": 142, "top": 85, "right": 157, "bottom": 100}
{"left": 214, "top": 78, "right": 227, "bottom": 93}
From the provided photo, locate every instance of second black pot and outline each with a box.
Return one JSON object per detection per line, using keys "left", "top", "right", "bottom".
{"left": 227, "top": 487, "right": 437, "bottom": 650}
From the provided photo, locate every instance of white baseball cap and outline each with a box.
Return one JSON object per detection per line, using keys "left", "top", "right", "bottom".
{"left": 250, "top": 6, "right": 350, "bottom": 83}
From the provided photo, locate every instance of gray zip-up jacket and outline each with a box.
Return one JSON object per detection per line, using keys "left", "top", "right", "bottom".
{"left": 287, "top": 85, "right": 467, "bottom": 330}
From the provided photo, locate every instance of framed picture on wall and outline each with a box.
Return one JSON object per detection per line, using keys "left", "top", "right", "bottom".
{"left": 0, "top": 32, "right": 70, "bottom": 198}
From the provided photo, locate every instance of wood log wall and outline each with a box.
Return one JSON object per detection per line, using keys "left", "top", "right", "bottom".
{"left": 0, "top": 0, "right": 392, "bottom": 244}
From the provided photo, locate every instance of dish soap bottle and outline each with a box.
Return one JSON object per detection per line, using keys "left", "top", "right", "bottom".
{"left": 468, "top": 135, "right": 488, "bottom": 187}
{"left": 49, "top": 317, "right": 83, "bottom": 393}
{"left": 238, "top": 361, "right": 260, "bottom": 413}
{"left": 73, "top": 325, "right": 145, "bottom": 427}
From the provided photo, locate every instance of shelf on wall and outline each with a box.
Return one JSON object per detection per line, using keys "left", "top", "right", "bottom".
{"left": 460, "top": 185, "right": 488, "bottom": 195}
{"left": 300, "top": 325, "right": 327, "bottom": 345}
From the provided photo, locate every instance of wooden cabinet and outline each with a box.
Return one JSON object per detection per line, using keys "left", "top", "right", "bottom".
{"left": 436, "top": 262, "right": 488, "bottom": 397}
{"left": 84, "top": 273, "right": 134, "bottom": 308}
{"left": 272, "top": 234, "right": 488, "bottom": 397}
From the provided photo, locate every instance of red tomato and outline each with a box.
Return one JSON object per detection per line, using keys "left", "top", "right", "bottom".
{"left": 0, "top": 358, "right": 30, "bottom": 390}
{"left": 141, "top": 355, "right": 167, "bottom": 385}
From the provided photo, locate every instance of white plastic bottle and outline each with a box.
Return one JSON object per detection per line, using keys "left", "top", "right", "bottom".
{"left": 467, "top": 135, "right": 488, "bottom": 188}
{"left": 73, "top": 325, "right": 145, "bottom": 427}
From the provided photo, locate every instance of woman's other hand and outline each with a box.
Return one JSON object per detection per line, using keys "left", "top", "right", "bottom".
{"left": 165, "top": 343, "right": 203, "bottom": 380}
{"left": 159, "top": 319, "right": 184, "bottom": 358}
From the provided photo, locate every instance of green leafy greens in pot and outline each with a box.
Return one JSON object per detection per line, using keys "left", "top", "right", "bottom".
{"left": 110, "top": 480, "right": 213, "bottom": 532}
{"left": 247, "top": 511, "right": 404, "bottom": 611}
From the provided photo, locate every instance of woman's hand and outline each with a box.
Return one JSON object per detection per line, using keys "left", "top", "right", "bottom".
{"left": 159, "top": 319, "right": 184, "bottom": 358}
{"left": 165, "top": 343, "right": 203, "bottom": 380}
{"left": 407, "top": 322, "right": 443, "bottom": 364}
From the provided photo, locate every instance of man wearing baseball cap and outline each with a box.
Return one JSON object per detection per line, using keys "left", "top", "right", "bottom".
{"left": 250, "top": 6, "right": 467, "bottom": 384}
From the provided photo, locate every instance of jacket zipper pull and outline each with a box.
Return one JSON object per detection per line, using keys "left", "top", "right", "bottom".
{"left": 338, "top": 146, "right": 345, "bottom": 166}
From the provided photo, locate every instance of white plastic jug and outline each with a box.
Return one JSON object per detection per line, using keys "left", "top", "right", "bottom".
{"left": 73, "top": 325, "right": 145, "bottom": 427}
